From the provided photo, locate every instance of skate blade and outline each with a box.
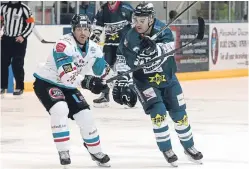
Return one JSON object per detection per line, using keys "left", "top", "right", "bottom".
{"left": 186, "top": 154, "right": 203, "bottom": 165}
{"left": 93, "top": 102, "right": 109, "bottom": 108}
{"left": 96, "top": 161, "right": 111, "bottom": 167}
{"left": 63, "top": 164, "right": 70, "bottom": 169}
{"left": 170, "top": 162, "right": 178, "bottom": 167}
{"left": 13, "top": 95, "right": 23, "bottom": 100}
{"left": 124, "top": 105, "right": 137, "bottom": 109}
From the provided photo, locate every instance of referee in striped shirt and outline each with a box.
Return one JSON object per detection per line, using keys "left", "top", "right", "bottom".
{"left": 0, "top": 1, "right": 35, "bottom": 96}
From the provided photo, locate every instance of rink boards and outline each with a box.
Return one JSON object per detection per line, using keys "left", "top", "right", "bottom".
{"left": 7, "top": 23, "right": 249, "bottom": 92}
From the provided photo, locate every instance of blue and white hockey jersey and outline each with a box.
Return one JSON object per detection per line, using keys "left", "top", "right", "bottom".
{"left": 34, "top": 33, "right": 110, "bottom": 89}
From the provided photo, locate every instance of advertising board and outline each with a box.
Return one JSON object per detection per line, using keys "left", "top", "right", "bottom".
{"left": 209, "top": 23, "right": 248, "bottom": 70}
{"left": 171, "top": 25, "right": 209, "bottom": 72}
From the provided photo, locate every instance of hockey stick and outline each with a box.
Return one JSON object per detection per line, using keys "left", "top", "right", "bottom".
{"left": 106, "top": 17, "right": 205, "bottom": 83}
{"left": 33, "top": 27, "right": 56, "bottom": 44}
{"left": 151, "top": 1, "right": 197, "bottom": 40}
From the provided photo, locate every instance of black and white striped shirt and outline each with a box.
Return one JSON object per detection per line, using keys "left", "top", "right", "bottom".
{"left": 0, "top": 2, "right": 34, "bottom": 38}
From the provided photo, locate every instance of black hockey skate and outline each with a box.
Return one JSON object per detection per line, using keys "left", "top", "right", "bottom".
{"left": 162, "top": 149, "right": 178, "bottom": 167}
{"left": 93, "top": 92, "right": 110, "bottom": 108}
{"left": 84, "top": 143, "right": 111, "bottom": 167}
{"left": 184, "top": 146, "right": 203, "bottom": 164}
{"left": 58, "top": 150, "right": 71, "bottom": 169}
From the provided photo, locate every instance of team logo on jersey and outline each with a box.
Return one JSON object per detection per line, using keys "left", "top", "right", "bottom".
{"left": 151, "top": 114, "right": 166, "bottom": 127}
{"left": 109, "top": 33, "right": 119, "bottom": 41}
{"left": 177, "top": 115, "right": 188, "bottom": 126}
{"left": 62, "top": 63, "right": 73, "bottom": 73}
{"left": 90, "top": 47, "right": 96, "bottom": 53}
{"left": 56, "top": 43, "right": 66, "bottom": 53}
{"left": 148, "top": 73, "right": 166, "bottom": 85}
{"left": 48, "top": 88, "right": 65, "bottom": 100}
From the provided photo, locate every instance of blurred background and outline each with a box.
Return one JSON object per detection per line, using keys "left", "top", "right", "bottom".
{"left": 21, "top": 1, "right": 248, "bottom": 24}
{"left": 1, "top": 1, "right": 248, "bottom": 91}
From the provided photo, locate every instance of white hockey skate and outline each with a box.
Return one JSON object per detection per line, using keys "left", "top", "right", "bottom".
{"left": 184, "top": 146, "right": 203, "bottom": 164}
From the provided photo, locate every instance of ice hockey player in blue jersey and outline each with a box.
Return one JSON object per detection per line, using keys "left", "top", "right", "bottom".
{"left": 112, "top": 3, "right": 203, "bottom": 167}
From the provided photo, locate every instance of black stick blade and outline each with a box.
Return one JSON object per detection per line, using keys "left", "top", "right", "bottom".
{"left": 197, "top": 17, "right": 205, "bottom": 40}
{"left": 41, "top": 39, "right": 56, "bottom": 44}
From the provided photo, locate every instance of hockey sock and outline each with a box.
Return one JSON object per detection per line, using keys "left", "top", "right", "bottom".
{"left": 49, "top": 101, "right": 70, "bottom": 151}
{"left": 170, "top": 110, "right": 194, "bottom": 149}
{"left": 73, "top": 109, "right": 102, "bottom": 154}
{"left": 147, "top": 102, "right": 172, "bottom": 152}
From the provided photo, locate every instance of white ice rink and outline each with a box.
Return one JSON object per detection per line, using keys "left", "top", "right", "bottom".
{"left": 1, "top": 77, "right": 248, "bottom": 169}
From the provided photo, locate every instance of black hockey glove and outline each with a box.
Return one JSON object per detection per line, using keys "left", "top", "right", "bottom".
{"left": 90, "top": 30, "right": 102, "bottom": 43}
{"left": 139, "top": 36, "right": 157, "bottom": 57}
{"left": 81, "top": 75, "right": 107, "bottom": 94}
{"left": 112, "top": 75, "right": 137, "bottom": 107}
{"left": 90, "top": 33, "right": 100, "bottom": 43}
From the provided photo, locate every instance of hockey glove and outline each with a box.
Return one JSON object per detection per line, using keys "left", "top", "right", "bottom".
{"left": 112, "top": 75, "right": 137, "bottom": 107}
{"left": 81, "top": 75, "right": 107, "bottom": 94}
{"left": 139, "top": 36, "right": 157, "bottom": 57}
{"left": 90, "top": 33, "right": 100, "bottom": 43}
{"left": 90, "top": 29, "right": 102, "bottom": 43}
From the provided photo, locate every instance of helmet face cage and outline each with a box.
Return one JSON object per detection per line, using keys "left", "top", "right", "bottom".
{"left": 71, "top": 14, "right": 92, "bottom": 32}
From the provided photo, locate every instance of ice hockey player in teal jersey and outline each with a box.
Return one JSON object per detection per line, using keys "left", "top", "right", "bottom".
{"left": 112, "top": 3, "right": 203, "bottom": 167}
{"left": 91, "top": 1, "right": 134, "bottom": 107}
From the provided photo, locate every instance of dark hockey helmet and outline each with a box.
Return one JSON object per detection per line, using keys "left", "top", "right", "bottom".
{"left": 122, "top": 87, "right": 138, "bottom": 108}
{"left": 133, "top": 3, "right": 155, "bottom": 17}
{"left": 71, "top": 14, "right": 92, "bottom": 31}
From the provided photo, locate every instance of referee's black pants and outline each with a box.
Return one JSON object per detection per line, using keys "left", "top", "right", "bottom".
{"left": 1, "top": 35, "right": 27, "bottom": 90}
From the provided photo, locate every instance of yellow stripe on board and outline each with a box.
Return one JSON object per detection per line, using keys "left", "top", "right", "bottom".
{"left": 23, "top": 69, "right": 248, "bottom": 92}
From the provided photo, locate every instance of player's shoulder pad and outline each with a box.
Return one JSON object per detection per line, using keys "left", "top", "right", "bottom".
{"left": 125, "top": 28, "right": 137, "bottom": 41}
{"left": 154, "top": 18, "right": 166, "bottom": 31}
{"left": 120, "top": 28, "right": 137, "bottom": 51}
{"left": 58, "top": 33, "right": 75, "bottom": 45}
{"left": 154, "top": 18, "right": 174, "bottom": 41}
{"left": 54, "top": 34, "right": 75, "bottom": 54}
{"left": 88, "top": 40, "right": 103, "bottom": 56}
{"left": 121, "top": 2, "right": 134, "bottom": 11}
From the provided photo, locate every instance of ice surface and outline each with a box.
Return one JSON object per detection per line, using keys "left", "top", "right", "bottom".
{"left": 1, "top": 77, "right": 248, "bottom": 169}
